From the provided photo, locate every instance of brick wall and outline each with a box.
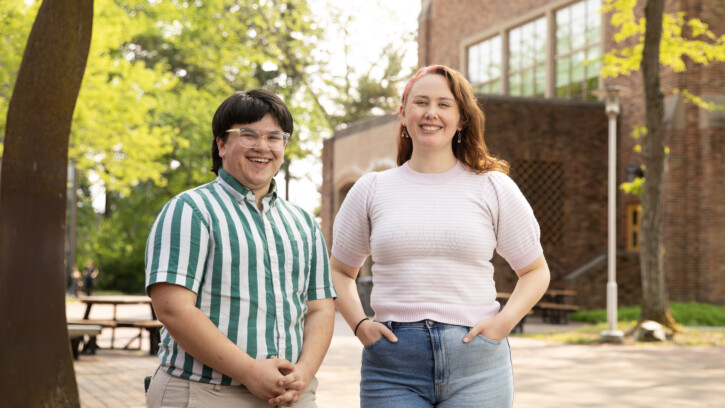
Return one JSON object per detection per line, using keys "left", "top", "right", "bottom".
{"left": 321, "top": 138, "right": 334, "bottom": 252}
{"left": 478, "top": 96, "right": 628, "bottom": 299}
{"left": 419, "top": 0, "right": 555, "bottom": 68}
{"left": 322, "top": 0, "right": 725, "bottom": 307}
{"left": 417, "top": 0, "right": 725, "bottom": 305}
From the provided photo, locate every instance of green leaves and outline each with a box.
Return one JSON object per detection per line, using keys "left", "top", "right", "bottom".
{"left": 3, "top": 0, "right": 413, "bottom": 290}
{"left": 601, "top": 0, "right": 725, "bottom": 78}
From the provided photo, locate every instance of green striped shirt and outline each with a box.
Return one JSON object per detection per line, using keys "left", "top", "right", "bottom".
{"left": 145, "top": 169, "right": 336, "bottom": 385}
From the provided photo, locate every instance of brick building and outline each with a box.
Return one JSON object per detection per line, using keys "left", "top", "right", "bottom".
{"left": 321, "top": 0, "right": 725, "bottom": 309}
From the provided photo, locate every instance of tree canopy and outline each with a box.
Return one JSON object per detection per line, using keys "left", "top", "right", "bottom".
{"left": 1, "top": 0, "right": 413, "bottom": 292}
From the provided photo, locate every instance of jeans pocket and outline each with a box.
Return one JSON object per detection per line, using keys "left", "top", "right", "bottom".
{"left": 475, "top": 333, "right": 504, "bottom": 345}
{"left": 363, "top": 335, "right": 388, "bottom": 350}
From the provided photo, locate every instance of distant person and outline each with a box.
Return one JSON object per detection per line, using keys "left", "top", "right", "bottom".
{"left": 331, "top": 65, "right": 551, "bottom": 407}
{"left": 82, "top": 259, "right": 99, "bottom": 296}
{"left": 144, "top": 89, "right": 336, "bottom": 407}
{"left": 68, "top": 266, "right": 82, "bottom": 298}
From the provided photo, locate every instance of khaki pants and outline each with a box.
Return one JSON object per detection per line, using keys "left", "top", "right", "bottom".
{"left": 146, "top": 367, "right": 318, "bottom": 408}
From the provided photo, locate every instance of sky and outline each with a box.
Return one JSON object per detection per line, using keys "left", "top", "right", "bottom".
{"left": 281, "top": 0, "right": 421, "bottom": 215}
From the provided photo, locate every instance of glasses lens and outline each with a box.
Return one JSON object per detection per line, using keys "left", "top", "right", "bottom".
{"left": 265, "top": 132, "right": 287, "bottom": 150}
{"left": 237, "top": 131, "right": 259, "bottom": 148}
{"left": 228, "top": 128, "right": 288, "bottom": 151}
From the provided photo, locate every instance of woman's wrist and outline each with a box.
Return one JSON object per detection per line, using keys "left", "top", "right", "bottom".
{"left": 353, "top": 317, "right": 369, "bottom": 336}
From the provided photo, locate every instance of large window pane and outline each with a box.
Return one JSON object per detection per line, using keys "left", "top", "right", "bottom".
{"left": 556, "top": 8, "right": 571, "bottom": 54}
{"left": 468, "top": 35, "right": 502, "bottom": 94}
{"left": 535, "top": 19, "right": 547, "bottom": 64}
{"left": 572, "top": 51, "right": 585, "bottom": 83}
{"left": 535, "top": 65, "right": 546, "bottom": 97}
{"left": 508, "top": 16, "right": 546, "bottom": 98}
{"left": 586, "top": 76, "right": 599, "bottom": 101}
{"left": 556, "top": 57, "right": 570, "bottom": 87}
{"left": 509, "top": 73, "right": 521, "bottom": 96}
{"left": 509, "top": 28, "right": 522, "bottom": 71}
{"left": 490, "top": 79, "right": 501, "bottom": 94}
{"left": 522, "top": 70, "right": 533, "bottom": 96}
{"left": 555, "top": 0, "right": 601, "bottom": 101}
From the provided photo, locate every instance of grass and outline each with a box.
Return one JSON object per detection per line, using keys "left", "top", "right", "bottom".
{"left": 519, "top": 321, "right": 725, "bottom": 346}
{"left": 569, "top": 302, "right": 725, "bottom": 326}
{"left": 520, "top": 302, "right": 725, "bottom": 346}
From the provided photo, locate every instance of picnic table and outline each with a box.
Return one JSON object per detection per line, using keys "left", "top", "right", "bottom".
{"left": 535, "top": 290, "right": 579, "bottom": 324}
{"left": 497, "top": 289, "right": 580, "bottom": 331}
{"left": 68, "top": 295, "right": 162, "bottom": 355}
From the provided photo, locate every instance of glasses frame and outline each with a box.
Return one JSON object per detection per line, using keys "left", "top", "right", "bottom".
{"left": 225, "top": 127, "right": 291, "bottom": 151}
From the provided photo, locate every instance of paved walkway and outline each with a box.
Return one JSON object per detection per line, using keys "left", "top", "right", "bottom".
{"left": 67, "top": 301, "right": 725, "bottom": 407}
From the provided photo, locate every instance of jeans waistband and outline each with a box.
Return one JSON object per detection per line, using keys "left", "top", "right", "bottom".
{"left": 385, "top": 320, "right": 459, "bottom": 329}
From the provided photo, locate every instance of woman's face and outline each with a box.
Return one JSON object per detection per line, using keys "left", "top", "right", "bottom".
{"left": 401, "top": 73, "right": 462, "bottom": 154}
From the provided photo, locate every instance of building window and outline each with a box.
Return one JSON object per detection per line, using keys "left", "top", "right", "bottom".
{"left": 626, "top": 203, "right": 641, "bottom": 251}
{"left": 465, "top": 0, "right": 601, "bottom": 100}
{"left": 509, "top": 17, "right": 547, "bottom": 98}
{"left": 555, "top": 0, "right": 601, "bottom": 100}
{"left": 468, "top": 36, "right": 502, "bottom": 94}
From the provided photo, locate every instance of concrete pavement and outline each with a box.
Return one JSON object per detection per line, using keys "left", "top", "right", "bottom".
{"left": 67, "top": 301, "right": 725, "bottom": 407}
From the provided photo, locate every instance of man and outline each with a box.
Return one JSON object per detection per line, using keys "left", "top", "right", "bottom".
{"left": 144, "top": 90, "right": 336, "bottom": 407}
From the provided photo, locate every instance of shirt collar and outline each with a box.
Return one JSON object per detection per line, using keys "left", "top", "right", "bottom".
{"left": 217, "top": 168, "right": 278, "bottom": 206}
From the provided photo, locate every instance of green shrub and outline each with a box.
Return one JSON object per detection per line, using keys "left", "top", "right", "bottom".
{"left": 570, "top": 302, "right": 725, "bottom": 326}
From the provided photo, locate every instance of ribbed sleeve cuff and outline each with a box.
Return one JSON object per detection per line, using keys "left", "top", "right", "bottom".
{"left": 506, "top": 242, "right": 544, "bottom": 271}
{"left": 331, "top": 246, "right": 367, "bottom": 268}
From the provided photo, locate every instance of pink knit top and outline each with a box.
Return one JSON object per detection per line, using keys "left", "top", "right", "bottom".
{"left": 332, "top": 161, "right": 543, "bottom": 327}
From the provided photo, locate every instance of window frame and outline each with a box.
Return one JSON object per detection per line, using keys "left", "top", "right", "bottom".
{"left": 462, "top": 0, "right": 603, "bottom": 99}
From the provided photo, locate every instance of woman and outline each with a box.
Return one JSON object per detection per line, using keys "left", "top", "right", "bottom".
{"left": 331, "top": 65, "right": 550, "bottom": 407}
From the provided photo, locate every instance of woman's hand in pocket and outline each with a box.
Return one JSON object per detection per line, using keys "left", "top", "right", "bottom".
{"left": 463, "top": 316, "right": 510, "bottom": 343}
{"left": 357, "top": 320, "right": 398, "bottom": 346}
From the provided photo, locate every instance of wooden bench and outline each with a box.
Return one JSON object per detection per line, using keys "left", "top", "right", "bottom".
{"left": 118, "top": 320, "right": 164, "bottom": 355}
{"left": 67, "top": 318, "right": 162, "bottom": 354}
{"left": 535, "top": 302, "right": 580, "bottom": 324}
{"left": 497, "top": 293, "right": 533, "bottom": 333}
{"left": 499, "top": 290, "right": 580, "bottom": 326}
{"left": 68, "top": 324, "right": 103, "bottom": 359}
{"left": 67, "top": 319, "right": 117, "bottom": 355}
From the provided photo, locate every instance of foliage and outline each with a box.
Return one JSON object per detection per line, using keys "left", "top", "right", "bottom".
{"left": 326, "top": 43, "right": 411, "bottom": 128}
{"left": 570, "top": 302, "right": 725, "bottom": 326}
{"left": 3, "top": 0, "right": 414, "bottom": 292}
{"left": 620, "top": 176, "right": 644, "bottom": 196}
{"left": 315, "top": 2, "right": 413, "bottom": 128}
{"left": 606, "top": 1, "right": 723, "bottom": 199}
{"left": 600, "top": 0, "right": 725, "bottom": 78}
{"left": 0, "top": 1, "right": 40, "bottom": 157}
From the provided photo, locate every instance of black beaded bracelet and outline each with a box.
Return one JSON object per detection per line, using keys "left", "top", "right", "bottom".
{"left": 354, "top": 317, "right": 369, "bottom": 336}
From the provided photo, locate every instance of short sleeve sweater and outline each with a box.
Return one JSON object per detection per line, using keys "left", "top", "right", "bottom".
{"left": 332, "top": 161, "right": 542, "bottom": 327}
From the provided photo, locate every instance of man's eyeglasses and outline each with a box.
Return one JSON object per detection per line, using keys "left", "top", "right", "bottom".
{"left": 225, "top": 128, "right": 290, "bottom": 151}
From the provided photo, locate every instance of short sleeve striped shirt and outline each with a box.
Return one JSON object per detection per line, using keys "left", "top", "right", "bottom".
{"left": 145, "top": 169, "right": 336, "bottom": 385}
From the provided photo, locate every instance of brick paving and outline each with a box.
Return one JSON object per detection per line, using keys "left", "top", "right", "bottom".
{"left": 68, "top": 301, "right": 725, "bottom": 407}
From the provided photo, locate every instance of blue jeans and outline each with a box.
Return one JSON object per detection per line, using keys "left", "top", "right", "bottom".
{"left": 360, "top": 320, "right": 513, "bottom": 408}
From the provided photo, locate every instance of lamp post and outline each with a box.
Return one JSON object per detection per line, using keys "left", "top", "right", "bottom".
{"left": 592, "top": 86, "right": 628, "bottom": 343}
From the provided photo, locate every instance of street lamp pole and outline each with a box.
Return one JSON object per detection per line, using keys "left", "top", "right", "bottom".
{"left": 593, "top": 86, "right": 626, "bottom": 343}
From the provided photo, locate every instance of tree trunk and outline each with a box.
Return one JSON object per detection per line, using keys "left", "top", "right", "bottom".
{"left": 0, "top": 1, "right": 93, "bottom": 406}
{"left": 639, "top": 0, "right": 679, "bottom": 331}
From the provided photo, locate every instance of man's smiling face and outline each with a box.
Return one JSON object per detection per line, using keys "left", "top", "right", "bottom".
{"left": 216, "top": 113, "right": 285, "bottom": 198}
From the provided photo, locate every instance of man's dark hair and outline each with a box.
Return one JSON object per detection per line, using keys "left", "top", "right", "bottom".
{"left": 211, "top": 89, "right": 294, "bottom": 174}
